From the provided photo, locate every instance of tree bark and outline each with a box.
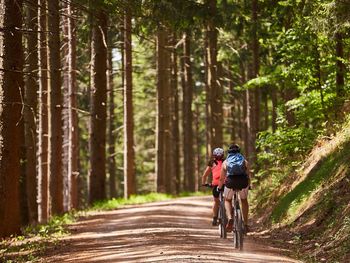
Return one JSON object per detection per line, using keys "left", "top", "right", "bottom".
{"left": 89, "top": 9, "right": 107, "bottom": 203}
{"left": 24, "top": 0, "right": 38, "bottom": 224}
{"left": 123, "top": 9, "right": 135, "bottom": 198}
{"left": 37, "top": 0, "right": 49, "bottom": 223}
{"left": 335, "top": 31, "right": 345, "bottom": 117}
{"left": 47, "top": 0, "right": 64, "bottom": 215}
{"left": 156, "top": 26, "right": 169, "bottom": 193}
{"left": 67, "top": 3, "right": 78, "bottom": 209}
{"left": 108, "top": 36, "right": 117, "bottom": 198}
{"left": 183, "top": 32, "right": 194, "bottom": 191}
{"left": 206, "top": 0, "right": 223, "bottom": 150}
{"left": 170, "top": 33, "right": 180, "bottom": 194}
{"left": 0, "top": 0, "right": 24, "bottom": 237}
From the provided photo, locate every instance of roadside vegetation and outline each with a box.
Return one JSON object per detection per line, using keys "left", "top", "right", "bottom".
{"left": 253, "top": 116, "right": 350, "bottom": 262}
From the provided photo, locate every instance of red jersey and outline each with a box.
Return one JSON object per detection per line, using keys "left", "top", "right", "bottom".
{"left": 208, "top": 159, "right": 223, "bottom": 186}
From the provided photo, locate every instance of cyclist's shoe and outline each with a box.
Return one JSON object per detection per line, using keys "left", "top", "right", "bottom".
{"left": 226, "top": 219, "right": 233, "bottom": 232}
{"left": 244, "top": 224, "right": 250, "bottom": 234}
{"left": 212, "top": 217, "right": 218, "bottom": 226}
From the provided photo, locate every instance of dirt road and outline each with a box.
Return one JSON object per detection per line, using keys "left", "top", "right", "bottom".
{"left": 43, "top": 196, "right": 301, "bottom": 262}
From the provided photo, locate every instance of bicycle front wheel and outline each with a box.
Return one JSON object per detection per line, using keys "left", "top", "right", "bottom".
{"left": 218, "top": 202, "right": 227, "bottom": 239}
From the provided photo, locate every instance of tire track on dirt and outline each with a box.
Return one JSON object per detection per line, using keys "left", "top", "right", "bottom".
{"left": 43, "top": 196, "right": 301, "bottom": 263}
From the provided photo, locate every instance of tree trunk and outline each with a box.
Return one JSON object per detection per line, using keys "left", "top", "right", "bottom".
{"left": 249, "top": 0, "right": 260, "bottom": 163}
{"left": 183, "top": 32, "right": 194, "bottom": 191}
{"left": 24, "top": 0, "right": 39, "bottom": 224}
{"left": 123, "top": 9, "right": 135, "bottom": 198}
{"left": 335, "top": 31, "right": 345, "bottom": 117}
{"left": 37, "top": 0, "right": 49, "bottom": 222}
{"left": 108, "top": 37, "right": 117, "bottom": 198}
{"left": 156, "top": 26, "right": 168, "bottom": 193}
{"left": 47, "top": 0, "right": 64, "bottom": 215}
{"left": 206, "top": 0, "right": 223, "bottom": 149}
{"left": 62, "top": 3, "right": 70, "bottom": 212}
{"left": 89, "top": 9, "right": 107, "bottom": 203}
{"left": 271, "top": 87, "right": 277, "bottom": 132}
{"left": 170, "top": 33, "right": 180, "bottom": 194}
{"left": 67, "top": 3, "right": 78, "bottom": 209}
{"left": 204, "top": 33, "right": 211, "bottom": 160}
{"left": 0, "top": 0, "right": 24, "bottom": 237}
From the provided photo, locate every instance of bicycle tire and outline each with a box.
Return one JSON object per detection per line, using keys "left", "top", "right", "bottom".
{"left": 233, "top": 208, "right": 244, "bottom": 250}
{"left": 218, "top": 202, "right": 227, "bottom": 239}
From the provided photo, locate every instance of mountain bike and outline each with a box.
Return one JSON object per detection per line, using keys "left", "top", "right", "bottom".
{"left": 202, "top": 183, "right": 226, "bottom": 238}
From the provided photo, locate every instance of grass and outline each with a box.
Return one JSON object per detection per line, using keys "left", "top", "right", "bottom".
{"left": 91, "top": 191, "right": 208, "bottom": 210}
{"left": 271, "top": 141, "right": 350, "bottom": 224}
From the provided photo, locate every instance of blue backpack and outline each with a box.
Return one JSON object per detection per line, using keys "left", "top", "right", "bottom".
{"left": 226, "top": 153, "right": 245, "bottom": 177}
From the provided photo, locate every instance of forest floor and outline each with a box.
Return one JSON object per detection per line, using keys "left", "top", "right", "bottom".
{"left": 39, "top": 196, "right": 302, "bottom": 262}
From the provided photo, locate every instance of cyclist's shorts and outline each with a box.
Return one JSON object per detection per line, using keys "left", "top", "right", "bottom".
{"left": 212, "top": 185, "right": 220, "bottom": 198}
{"left": 225, "top": 174, "right": 249, "bottom": 190}
{"left": 224, "top": 187, "right": 249, "bottom": 200}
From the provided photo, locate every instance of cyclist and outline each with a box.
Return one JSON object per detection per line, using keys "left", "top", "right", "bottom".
{"left": 218, "top": 144, "right": 251, "bottom": 233}
{"left": 201, "top": 147, "right": 225, "bottom": 226}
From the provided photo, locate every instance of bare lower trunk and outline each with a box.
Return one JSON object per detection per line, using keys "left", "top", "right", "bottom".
{"left": 24, "top": 0, "right": 38, "bottom": 223}
{"left": 183, "top": 32, "right": 194, "bottom": 191}
{"left": 0, "top": 0, "right": 24, "bottom": 237}
{"left": 170, "top": 33, "right": 180, "bottom": 194}
{"left": 37, "top": 0, "right": 49, "bottom": 222}
{"left": 48, "top": 0, "right": 64, "bottom": 215}
{"left": 68, "top": 3, "right": 78, "bottom": 209}
{"left": 89, "top": 10, "right": 107, "bottom": 203}
{"left": 123, "top": 9, "right": 135, "bottom": 198}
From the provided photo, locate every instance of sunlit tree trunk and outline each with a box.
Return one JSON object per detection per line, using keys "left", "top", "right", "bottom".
{"left": 24, "top": 0, "right": 38, "bottom": 224}
{"left": 163, "top": 31, "right": 172, "bottom": 194}
{"left": 37, "top": 0, "right": 49, "bottom": 223}
{"left": 123, "top": 9, "right": 135, "bottom": 198}
{"left": 170, "top": 33, "right": 180, "bottom": 194}
{"left": 108, "top": 35, "right": 117, "bottom": 198}
{"left": 89, "top": 9, "right": 107, "bottom": 203}
{"left": 48, "top": 0, "right": 64, "bottom": 215}
{"left": 67, "top": 3, "right": 78, "bottom": 209}
{"left": 0, "top": 0, "right": 24, "bottom": 237}
{"left": 249, "top": 0, "right": 260, "bottom": 164}
{"left": 183, "top": 32, "right": 194, "bottom": 191}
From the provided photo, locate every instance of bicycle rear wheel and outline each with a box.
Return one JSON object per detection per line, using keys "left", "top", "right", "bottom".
{"left": 233, "top": 208, "right": 244, "bottom": 250}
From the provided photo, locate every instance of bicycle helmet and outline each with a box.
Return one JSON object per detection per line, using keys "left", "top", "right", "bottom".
{"left": 212, "top": 147, "right": 224, "bottom": 159}
{"left": 228, "top": 143, "right": 240, "bottom": 153}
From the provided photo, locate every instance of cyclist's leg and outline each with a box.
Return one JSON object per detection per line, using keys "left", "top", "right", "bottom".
{"left": 224, "top": 188, "right": 234, "bottom": 231}
{"left": 223, "top": 187, "right": 233, "bottom": 219}
{"left": 239, "top": 187, "right": 249, "bottom": 229}
{"left": 212, "top": 186, "right": 220, "bottom": 225}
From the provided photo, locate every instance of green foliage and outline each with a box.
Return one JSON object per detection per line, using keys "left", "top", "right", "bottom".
{"left": 257, "top": 126, "right": 318, "bottom": 166}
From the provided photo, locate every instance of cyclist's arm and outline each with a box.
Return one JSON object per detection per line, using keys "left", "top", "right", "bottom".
{"left": 218, "top": 161, "right": 226, "bottom": 189}
{"left": 201, "top": 166, "right": 211, "bottom": 185}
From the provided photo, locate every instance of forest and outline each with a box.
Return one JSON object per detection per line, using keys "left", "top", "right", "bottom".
{"left": 0, "top": 1, "right": 349, "bottom": 259}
